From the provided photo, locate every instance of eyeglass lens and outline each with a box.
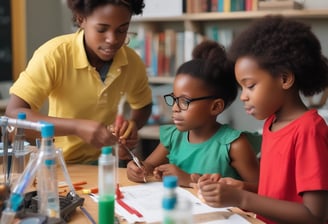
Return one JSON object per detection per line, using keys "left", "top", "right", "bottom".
{"left": 164, "top": 95, "right": 189, "bottom": 110}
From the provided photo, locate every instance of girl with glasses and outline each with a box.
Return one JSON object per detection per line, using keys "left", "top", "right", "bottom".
{"left": 127, "top": 40, "right": 260, "bottom": 190}
{"left": 5, "top": 0, "right": 152, "bottom": 164}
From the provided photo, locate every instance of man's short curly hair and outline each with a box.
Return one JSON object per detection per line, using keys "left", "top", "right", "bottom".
{"left": 67, "top": 0, "right": 145, "bottom": 26}
{"left": 228, "top": 15, "right": 328, "bottom": 96}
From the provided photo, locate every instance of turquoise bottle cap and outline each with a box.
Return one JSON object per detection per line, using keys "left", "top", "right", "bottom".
{"left": 10, "top": 193, "right": 24, "bottom": 212}
{"left": 40, "top": 123, "right": 54, "bottom": 138}
{"left": 102, "top": 146, "right": 112, "bottom": 154}
{"left": 17, "top": 112, "right": 26, "bottom": 119}
{"left": 163, "top": 176, "right": 178, "bottom": 188}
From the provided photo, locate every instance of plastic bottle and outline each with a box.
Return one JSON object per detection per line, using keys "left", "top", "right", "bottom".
{"left": 98, "top": 146, "right": 116, "bottom": 224}
{"left": 162, "top": 175, "right": 178, "bottom": 224}
{"left": 37, "top": 123, "right": 60, "bottom": 218}
{"left": 162, "top": 176, "right": 193, "bottom": 224}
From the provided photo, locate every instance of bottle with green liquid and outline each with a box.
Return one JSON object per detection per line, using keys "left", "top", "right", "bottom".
{"left": 98, "top": 146, "right": 116, "bottom": 224}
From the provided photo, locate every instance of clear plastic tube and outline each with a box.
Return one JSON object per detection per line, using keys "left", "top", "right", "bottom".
{"left": 10, "top": 112, "right": 28, "bottom": 186}
{"left": 56, "top": 148, "right": 76, "bottom": 197}
{"left": 36, "top": 124, "right": 60, "bottom": 218}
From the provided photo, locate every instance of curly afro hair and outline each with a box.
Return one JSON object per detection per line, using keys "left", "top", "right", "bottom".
{"left": 228, "top": 15, "right": 328, "bottom": 96}
{"left": 67, "top": 0, "right": 145, "bottom": 26}
{"left": 176, "top": 40, "right": 237, "bottom": 110}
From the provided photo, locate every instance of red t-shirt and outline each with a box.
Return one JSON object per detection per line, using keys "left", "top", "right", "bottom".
{"left": 258, "top": 110, "right": 328, "bottom": 224}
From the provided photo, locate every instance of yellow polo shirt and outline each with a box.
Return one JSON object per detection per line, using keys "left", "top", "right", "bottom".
{"left": 10, "top": 29, "right": 152, "bottom": 164}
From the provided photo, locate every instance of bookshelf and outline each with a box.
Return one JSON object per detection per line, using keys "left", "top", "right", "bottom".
{"left": 133, "top": 9, "right": 328, "bottom": 21}
{"left": 148, "top": 76, "right": 174, "bottom": 84}
{"left": 131, "top": 9, "right": 328, "bottom": 82}
{"left": 131, "top": 9, "right": 328, "bottom": 140}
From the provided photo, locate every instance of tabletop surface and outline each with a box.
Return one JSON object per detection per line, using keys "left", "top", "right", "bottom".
{"left": 55, "top": 164, "right": 264, "bottom": 224}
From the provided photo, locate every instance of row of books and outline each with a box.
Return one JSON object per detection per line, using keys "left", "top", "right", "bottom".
{"left": 141, "top": 0, "right": 258, "bottom": 17}
{"left": 185, "top": 0, "right": 258, "bottom": 13}
{"left": 184, "top": 0, "right": 303, "bottom": 13}
{"left": 129, "top": 27, "right": 234, "bottom": 77}
{"left": 129, "top": 29, "right": 201, "bottom": 77}
{"left": 141, "top": 0, "right": 303, "bottom": 17}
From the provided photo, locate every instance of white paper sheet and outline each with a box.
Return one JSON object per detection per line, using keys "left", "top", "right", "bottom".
{"left": 114, "top": 182, "right": 249, "bottom": 223}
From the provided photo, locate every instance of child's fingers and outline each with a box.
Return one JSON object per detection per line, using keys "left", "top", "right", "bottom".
{"left": 153, "top": 167, "right": 163, "bottom": 180}
{"left": 210, "top": 173, "right": 221, "bottom": 182}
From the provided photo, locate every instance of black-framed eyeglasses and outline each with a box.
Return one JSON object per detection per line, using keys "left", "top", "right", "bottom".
{"left": 163, "top": 93, "right": 217, "bottom": 111}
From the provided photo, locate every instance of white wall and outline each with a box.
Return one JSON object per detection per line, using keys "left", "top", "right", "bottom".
{"left": 303, "top": 0, "right": 328, "bottom": 9}
{"left": 25, "top": 0, "right": 73, "bottom": 60}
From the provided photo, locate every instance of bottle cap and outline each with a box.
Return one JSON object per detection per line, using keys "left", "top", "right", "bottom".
{"left": 163, "top": 176, "right": 178, "bottom": 189}
{"left": 101, "top": 146, "right": 112, "bottom": 154}
{"left": 40, "top": 123, "right": 55, "bottom": 138}
{"left": 10, "top": 193, "right": 24, "bottom": 212}
{"left": 17, "top": 112, "right": 26, "bottom": 120}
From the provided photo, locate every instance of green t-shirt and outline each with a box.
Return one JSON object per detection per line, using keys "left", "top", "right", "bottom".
{"left": 160, "top": 124, "right": 243, "bottom": 179}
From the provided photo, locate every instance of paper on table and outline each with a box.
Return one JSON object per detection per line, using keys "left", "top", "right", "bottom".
{"left": 115, "top": 182, "right": 240, "bottom": 223}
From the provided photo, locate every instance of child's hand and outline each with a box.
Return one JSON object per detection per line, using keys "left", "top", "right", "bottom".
{"left": 218, "top": 177, "right": 244, "bottom": 189}
{"left": 126, "top": 160, "right": 149, "bottom": 183}
{"left": 196, "top": 174, "right": 243, "bottom": 208}
{"left": 153, "top": 164, "right": 191, "bottom": 187}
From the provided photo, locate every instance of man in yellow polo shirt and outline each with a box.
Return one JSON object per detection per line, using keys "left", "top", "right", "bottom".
{"left": 5, "top": 1, "right": 152, "bottom": 164}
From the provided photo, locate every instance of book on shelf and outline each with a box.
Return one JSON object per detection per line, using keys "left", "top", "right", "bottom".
{"left": 130, "top": 28, "right": 203, "bottom": 78}
{"left": 245, "top": 0, "right": 258, "bottom": 11}
{"left": 211, "top": 0, "right": 218, "bottom": 11}
{"left": 184, "top": 30, "right": 194, "bottom": 62}
{"left": 219, "top": 0, "right": 245, "bottom": 12}
{"left": 231, "top": 0, "right": 245, "bottom": 11}
{"left": 186, "top": 0, "right": 208, "bottom": 13}
{"left": 144, "top": 31, "right": 152, "bottom": 73}
{"left": 218, "top": 0, "right": 224, "bottom": 12}
{"left": 157, "top": 32, "right": 166, "bottom": 77}
{"left": 184, "top": 31, "right": 204, "bottom": 61}
{"left": 164, "top": 29, "right": 177, "bottom": 77}
{"left": 224, "top": 0, "right": 231, "bottom": 12}
{"left": 175, "top": 32, "right": 185, "bottom": 73}
{"left": 205, "top": 26, "right": 234, "bottom": 49}
{"left": 258, "top": 0, "right": 303, "bottom": 10}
